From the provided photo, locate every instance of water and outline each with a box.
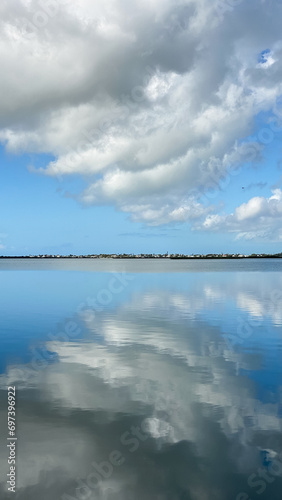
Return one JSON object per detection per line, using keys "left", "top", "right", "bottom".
{"left": 0, "top": 259, "right": 282, "bottom": 500}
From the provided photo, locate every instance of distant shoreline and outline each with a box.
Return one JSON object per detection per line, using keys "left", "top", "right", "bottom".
{"left": 1, "top": 253, "right": 282, "bottom": 259}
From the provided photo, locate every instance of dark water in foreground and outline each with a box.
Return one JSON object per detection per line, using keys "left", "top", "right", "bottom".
{"left": 0, "top": 259, "right": 282, "bottom": 500}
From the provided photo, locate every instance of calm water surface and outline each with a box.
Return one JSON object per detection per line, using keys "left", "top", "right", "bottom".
{"left": 0, "top": 259, "right": 282, "bottom": 500}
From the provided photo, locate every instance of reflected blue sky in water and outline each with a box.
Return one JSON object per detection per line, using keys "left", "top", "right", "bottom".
{"left": 0, "top": 261, "right": 282, "bottom": 499}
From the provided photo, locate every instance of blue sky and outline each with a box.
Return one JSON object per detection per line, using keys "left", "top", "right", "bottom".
{"left": 1, "top": 0, "right": 282, "bottom": 255}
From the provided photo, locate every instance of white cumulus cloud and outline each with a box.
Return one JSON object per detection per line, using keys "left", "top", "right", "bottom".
{"left": 0, "top": 0, "right": 282, "bottom": 225}
{"left": 197, "top": 189, "right": 282, "bottom": 240}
